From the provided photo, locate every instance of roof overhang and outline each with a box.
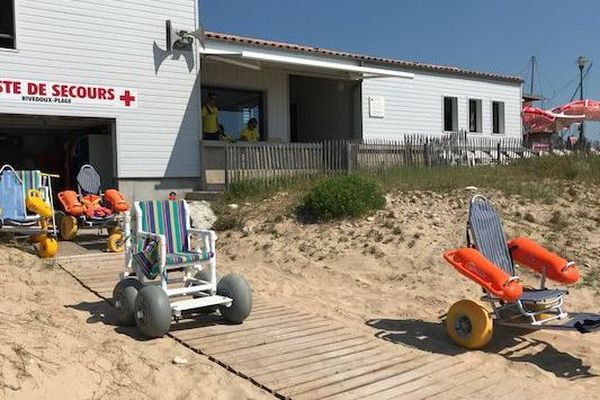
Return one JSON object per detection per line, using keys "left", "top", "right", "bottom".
{"left": 200, "top": 47, "right": 414, "bottom": 79}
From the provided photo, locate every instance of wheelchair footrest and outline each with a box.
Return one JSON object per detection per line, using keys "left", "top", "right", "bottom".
{"left": 171, "top": 295, "right": 232, "bottom": 313}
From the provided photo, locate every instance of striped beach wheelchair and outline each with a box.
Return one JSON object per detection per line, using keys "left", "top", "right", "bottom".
{"left": 113, "top": 199, "right": 252, "bottom": 338}
{"left": 56, "top": 164, "right": 129, "bottom": 252}
{"left": 0, "top": 165, "right": 59, "bottom": 258}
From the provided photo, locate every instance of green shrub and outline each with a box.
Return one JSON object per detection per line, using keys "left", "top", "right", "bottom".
{"left": 300, "top": 175, "right": 385, "bottom": 221}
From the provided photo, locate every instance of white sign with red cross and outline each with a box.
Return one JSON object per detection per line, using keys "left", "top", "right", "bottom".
{"left": 0, "top": 79, "right": 138, "bottom": 109}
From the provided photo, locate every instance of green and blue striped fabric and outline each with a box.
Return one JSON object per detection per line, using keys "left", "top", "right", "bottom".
{"left": 132, "top": 200, "right": 212, "bottom": 278}
{"left": 17, "top": 170, "right": 43, "bottom": 197}
{"left": 16, "top": 170, "right": 43, "bottom": 217}
{"left": 137, "top": 200, "right": 190, "bottom": 253}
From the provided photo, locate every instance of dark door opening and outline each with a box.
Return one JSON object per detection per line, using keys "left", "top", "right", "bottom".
{"left": 0, "top": 113, "right": 116, "bottom": 191}
{"left": 288, "top": 75, "right": 361, "bottom": 143}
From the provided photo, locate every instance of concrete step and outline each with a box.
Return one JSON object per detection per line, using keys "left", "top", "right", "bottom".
{"left": 185, "top": 191, "right": 223, "bottom": 202}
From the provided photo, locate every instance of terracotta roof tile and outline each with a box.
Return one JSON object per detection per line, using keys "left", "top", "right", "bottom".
{"left": 205, "top": 31, "right": 522, "bottom": 83}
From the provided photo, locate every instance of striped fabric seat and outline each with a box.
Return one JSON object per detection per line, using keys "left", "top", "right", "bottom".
{"left": 133, "top": 200, "right": 211, "bottom": 279}
{"left": 468, "top": 195, "right": 566, "bottom": 303}
{"left": 137, "top": 200, "right": 190, "bottom": 253}
{"left": 17, "top": 170, "right": 42, "bottom": 193}
{"left": 166, "top": 252, "right": 210, "bottom": 265}
{"left": 468, "top": 196, "right": 514, "bottom": 275}
{"left": 17, "top": 170, "right": 43, "bottom": 217}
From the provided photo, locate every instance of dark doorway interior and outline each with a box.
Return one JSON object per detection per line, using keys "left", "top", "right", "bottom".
{"left": 0, "top": 113, "right": 115, "bottom": 191}
{"left": 289, "top": 75, "right": 362, "bottom": 143}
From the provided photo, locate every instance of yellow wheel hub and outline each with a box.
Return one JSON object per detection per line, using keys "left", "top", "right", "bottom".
{"left": 37, "top": 236, "right": 58, "bottom": 258}
{"left": 445, "top": 299, "right": 493, "bottom": 349}
{"left": 60, "top": 216, "right": 78, "bottom": 241}
{"left": 107, "top": 232, "right": 125, "bottom": 253}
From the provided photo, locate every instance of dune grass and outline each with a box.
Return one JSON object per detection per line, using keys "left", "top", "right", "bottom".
{"left": 220, "top": 154, "right": 600, "bottom": 206}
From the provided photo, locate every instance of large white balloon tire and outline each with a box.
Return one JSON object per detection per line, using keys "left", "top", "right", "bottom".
{"left": 217, "top": 274, "right": 253, "bottom": 324}
{"left": 113, "top": 278, "right": 143, "bottom": 326}
{"left": 134, "top": 285, "right": 172, "bottom": 338}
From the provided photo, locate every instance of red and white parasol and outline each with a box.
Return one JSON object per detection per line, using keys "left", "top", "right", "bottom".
{"left": 552, "top": 99, "right": 600, "bottom": 120}
{"left": 522, "top": 106, "right": 583, "bottom": 133}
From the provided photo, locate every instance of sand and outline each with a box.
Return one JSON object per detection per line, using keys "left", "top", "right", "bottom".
{"left": 216, "top": 184, "right": 600, "bottom": 398}
{"left": 3, "top": 183, "right": 600, "bottom": 398}
{"left": 0, "top": 246, "right": 270, "bottom": 400}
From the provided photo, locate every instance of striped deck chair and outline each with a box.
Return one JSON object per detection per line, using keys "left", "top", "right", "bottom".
{"left": 468, "top": 195, "right": 566, "bottom": 305}
{"left": 0, "top": 165, "right": 38, "bottom": 225}
{"left": 16, "top": 170, "right": 45, "bottom": 218}
{"left": 130, "top": 200, "right": 213, "bottom": 279}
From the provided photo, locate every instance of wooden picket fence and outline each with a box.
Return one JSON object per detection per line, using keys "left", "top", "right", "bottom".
{"left": 223, "top": 134, "right": 528, "bottom": 188}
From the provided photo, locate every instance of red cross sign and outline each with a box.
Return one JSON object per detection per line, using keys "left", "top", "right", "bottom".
{"left": 119, "top": 90, "right": 136, "bottom": 107}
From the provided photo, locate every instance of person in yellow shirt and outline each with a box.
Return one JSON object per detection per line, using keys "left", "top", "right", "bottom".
{"left": 202, "top": 92, "right": 220, "bottom": 140}
{"left": 239, "top": 118, "right": 260, "bottom": 143}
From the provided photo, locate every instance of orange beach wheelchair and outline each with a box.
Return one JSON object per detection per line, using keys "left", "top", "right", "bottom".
{"left": 442, "top": 195, "right": 600, "bottom": 349}
{"left": 56, "top": 164, "right": 129, "bottom": 252}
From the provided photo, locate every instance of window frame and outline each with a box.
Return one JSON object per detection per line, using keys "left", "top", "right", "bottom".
{"left": 0, "top": 0, "right": 17, "bottom": 50}
{"left": 468, "top": 98, "right": 483, "bottom": 133}
{"left": 442, "top": 96, "right": 458, "bottom": 132}
{"left": 492, "top": 101, "right": 505, "bottom": 134}
{"left": 201, "top": 85, "right": 267, "bottom": 141}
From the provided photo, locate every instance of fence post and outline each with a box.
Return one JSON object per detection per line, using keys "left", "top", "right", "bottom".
{"left": 224, "top": 143, "right": 230, "bottom": 190}
{"left": 496, "top": 142, "right": 501, "bottom": 164}
{"left": 346, "top": 141, "right": 352, "bottom": 174}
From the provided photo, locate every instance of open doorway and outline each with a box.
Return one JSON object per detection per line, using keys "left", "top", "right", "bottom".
{"left": 289, "top": 75, "right": 362, "bottom": 143}
{"left": 0, "top": 113, "right": 116, "bottom": 192}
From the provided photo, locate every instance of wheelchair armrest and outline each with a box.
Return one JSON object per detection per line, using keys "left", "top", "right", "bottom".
{"left": 188, "top": 228, "right": 216, "bottom": 254}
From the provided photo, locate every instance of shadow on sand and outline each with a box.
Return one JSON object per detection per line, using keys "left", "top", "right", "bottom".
{"left": 366, "top": 318, "right": 596, "bottom": 380}
{"left": 66, "top": 299, "right": 234, "bottom": 341}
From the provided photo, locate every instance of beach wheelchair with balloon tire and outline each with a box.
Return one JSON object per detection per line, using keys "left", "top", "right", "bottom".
{"left": 112, "top": 199, "right": 252, "bottom": 338}
{"left": 56, "top": 164, "right": 129, "bottom": 252}
{"left": 442, "top": 194, "right": 600, "bottom": 349}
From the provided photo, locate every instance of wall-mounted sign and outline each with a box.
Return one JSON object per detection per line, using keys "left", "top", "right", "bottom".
{"left": 0, "top": 79, "right": 138, "bottom": 108}
{"left": 368, "top": 95, "right": 384, "bottom": 118}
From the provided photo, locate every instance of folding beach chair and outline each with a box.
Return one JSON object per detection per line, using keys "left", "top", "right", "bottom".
{"left": 112, "top": 200, "right": 252, "bottom": 339}
{"left": 443, "top": 194, "right": 600, "bottom": 349}
{"left": 0, "top": 165, "right": 58, "bottom": 258}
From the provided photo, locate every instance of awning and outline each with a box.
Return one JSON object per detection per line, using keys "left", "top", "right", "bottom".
{"left": 200, "top": 48, "right": 415, "bottom": 79}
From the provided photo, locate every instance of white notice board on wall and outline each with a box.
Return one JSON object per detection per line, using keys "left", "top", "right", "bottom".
{"left": 368, "top": 96, "right": 385, "bottom": 118}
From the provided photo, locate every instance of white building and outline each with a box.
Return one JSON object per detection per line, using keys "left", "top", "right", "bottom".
{"left": 0, "top": 0, "right": 522, "bottom": 199}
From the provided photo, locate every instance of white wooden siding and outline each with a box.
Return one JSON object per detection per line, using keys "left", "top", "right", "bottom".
{"left": 201, "top": 62, "right": 289, "bottom": 142}
{"left": 0, "top": 0, "right": 200, "bottom": 178}
{"left": 362, "top": 71, "right": 522, "bottom": 140}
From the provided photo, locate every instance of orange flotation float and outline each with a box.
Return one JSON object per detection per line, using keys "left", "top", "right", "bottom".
{"left": 104, "top": 189, "right": 129, "bottom": 212}
{"left": 81, "top": 194, "right": 112, "bottom": 218}
{"left": 58, "top": 190, "right": 84, "bottom": 216}
{"left": 508, "top": 237, "right": 580, "bottom": 285}
{"left": 444, "top": 248, "right": 523, "bottom": 302}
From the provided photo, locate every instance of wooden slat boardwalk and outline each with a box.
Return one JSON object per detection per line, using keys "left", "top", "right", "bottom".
{"left": 57, "top": 253, "right": 499, "bottom": 400}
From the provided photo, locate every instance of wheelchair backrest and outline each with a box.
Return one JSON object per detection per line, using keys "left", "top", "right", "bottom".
{"left": 134, "top": 200, "right": 190, "bottom": 253}
{"left": 467, "top": 195, "right": 515, "bottom": 276}
{"left": 77, "top": 164, "right": 102, "bottom": 196}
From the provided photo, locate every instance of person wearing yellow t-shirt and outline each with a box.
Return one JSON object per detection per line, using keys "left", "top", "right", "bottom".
{"left": 239, "top": 118, "right": 260, "bottom": 143}
{"left": 202, "top": 92, "right": 220, "bottom": 140}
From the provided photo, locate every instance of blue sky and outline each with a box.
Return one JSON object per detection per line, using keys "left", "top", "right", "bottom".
{"left": 201, "top": 0, "right": 600, "bottom": 110}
